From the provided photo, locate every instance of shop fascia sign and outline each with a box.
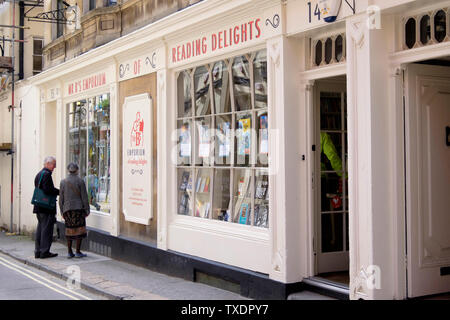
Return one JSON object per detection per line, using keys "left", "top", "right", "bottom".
{"left": 118, "top": 47, "right": 163, "bottom": 82}
{"left": 169, "top": 12, "right": 281, "bottom": 67}
{"left": 66, "top": 72, "right": 108, "bottom": 97}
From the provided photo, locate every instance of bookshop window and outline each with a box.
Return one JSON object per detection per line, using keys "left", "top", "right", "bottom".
{"left": 176, "top": 49, "right": 269, "bottom": 229}
{"left": 67, "top": 93, "right": 111, "bottom": 213}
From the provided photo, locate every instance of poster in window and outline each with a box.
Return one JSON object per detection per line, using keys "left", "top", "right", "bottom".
{"left": 238, "top": 118, "right": 251, "bottom": 156}
{"left": 218, "top": 121, "right": 231, "bottom": 157}
{"left": 259, "top": 115, "right": 268, "bottom": 155}
{"left": 198, "top": 124, "right": 210, "bottom": 158}
{"left": 180, "top": 124, "right": 191, "bottom": 158}
{"left": 123, "top": 94, "right": 153, "bottom": 225}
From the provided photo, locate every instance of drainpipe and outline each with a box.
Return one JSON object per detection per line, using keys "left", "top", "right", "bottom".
{"left": 19, "top": 1, "right": 24, "bottom": 80}
{"left": 9, "top": 0, "right": 16, "bottom": 234}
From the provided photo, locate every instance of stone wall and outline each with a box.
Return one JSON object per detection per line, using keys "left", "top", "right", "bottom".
{"left": 43, "top": 0, "right": 202, "bottom": 70}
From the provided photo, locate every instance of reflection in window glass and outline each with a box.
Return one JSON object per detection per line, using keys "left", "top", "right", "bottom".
{"left": 233, "top": 169, "right": 252, "bottom": 225}
{"left": 212, "top": 169, "right": 231, "bottom": 221}
{"left": 254, "top": 170, "right": 269, "bottom": 228}
{"left": 68, "top": 100, "right": 87, "bottom": 179}
{"left": 212, "top": 61, "right": 231, "bottom": 114}
{"left": 434, "top": 10, "right": 447, "bottom": 43}
{"left": 175, "top": 50, "right": 269, "bottom": 229}
{"left": 67, "top": 94, "right": 111, "bottom": 214}
{"left": 235, "top": 112, "right": 252, "bottom": 167}
{"left": 87, "top": 94, "right": 111, "bottom": 213}
{"left": 177, "top": 119, "right": 192, "bottom": 166}
{"left": 194, "top": 66, "right": 211, "bottom": 116}
{"left": 405, "top": 18, "right": 417, "bottom": 49}
{"left": 194, "top": 168, "right": 212, "bottom": 219}
{"left": 254, "top": 50, "right": 267, "bottom": 109}
{"left": 178, "top": 169, "right": 193, "bottom": 216}
{"left": 177, "top": 71, "right": 192, "bottom": 118}
{"left": 325, "top": 38, "right": 333, "bottom": 64}
{"left": 195, "top": 117, "right": 212, "bottom": 166}
{"left": 420, "top": 15, "right": 431, "bottom": 45}
{"left": 232, "top": 56, "right": 251, "bottom": 111}
{"left": 215, "top": 114, "right": 232, "bottom": 166}
{"left": 335, "top": 35, "right": 343, "bottom": 62}
{"left": 315, "top": 40, "right": 323, "bottom": 66}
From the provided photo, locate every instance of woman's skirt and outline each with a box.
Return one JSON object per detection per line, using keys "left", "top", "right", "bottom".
{"left": 62, "top": 210, "right": 87, "bottom": 240}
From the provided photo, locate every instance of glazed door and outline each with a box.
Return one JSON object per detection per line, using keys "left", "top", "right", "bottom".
{"left": 314, "top": 81, "right": 349, "bottom": 275}
{"left": 405, "top": 64, "right": 450, "bottom": 298}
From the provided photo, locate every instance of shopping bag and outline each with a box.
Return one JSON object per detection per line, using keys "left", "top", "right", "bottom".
{"left": 31, "top": 172, "right": 57, "bottom": 210}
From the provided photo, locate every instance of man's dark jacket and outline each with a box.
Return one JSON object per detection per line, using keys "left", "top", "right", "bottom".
{"left": 33, "top": 168, "right": 59, "bottom": 215}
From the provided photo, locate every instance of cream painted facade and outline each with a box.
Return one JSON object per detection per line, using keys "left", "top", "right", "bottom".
{"left": 2, "top": 0, "right": 450, "bottom": 300}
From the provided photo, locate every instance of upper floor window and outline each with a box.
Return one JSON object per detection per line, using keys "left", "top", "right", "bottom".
{"left": 403, "top": 8, "right": 449, "bottom": 50}
{"left": 33, "top": 38, "right": 43, "bottom": 76}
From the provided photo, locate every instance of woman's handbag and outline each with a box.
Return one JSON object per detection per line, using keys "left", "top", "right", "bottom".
{"left": 31, "top": 171, "right": 57, "bottom": 210}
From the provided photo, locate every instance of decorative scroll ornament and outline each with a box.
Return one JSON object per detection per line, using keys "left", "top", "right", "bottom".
{"left": 318, "top": 0, "right": 342, "bottom": 23}
{"left": 119, "top": 64, "right": 130, "bottom": 78}
{"left": 265, "top": 14, "right": 280, "bottom": 29}
{"left": 145, "top": 52, "right": 156, "bottom": 69}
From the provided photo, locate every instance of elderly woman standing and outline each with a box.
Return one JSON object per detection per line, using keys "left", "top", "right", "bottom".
{"left": 59, "top": 162, "right": 90, "bottom": 258}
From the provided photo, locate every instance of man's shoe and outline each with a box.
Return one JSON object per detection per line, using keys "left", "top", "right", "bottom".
{"left": 40, "top": 252, "right": 58, "bottom": 259}
{"left": 67, "top": 252, "right": 75, "bottom": 259}
{"left": 75, "top": 252, "right": 87, "bottom": 258}
{"left": 34, "top": 252, "right": 41, "bottom": 259}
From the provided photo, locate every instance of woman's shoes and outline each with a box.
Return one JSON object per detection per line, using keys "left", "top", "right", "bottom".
{"left": 67, "top": 252, "right": 75, "bottom": 259}
{"left": 75, "top": 252, "right": 87, "bottom": 258}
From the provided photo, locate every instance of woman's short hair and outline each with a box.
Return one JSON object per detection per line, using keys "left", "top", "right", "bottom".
{"left": 67, "top": 162, "right": 79, "bottom": 173}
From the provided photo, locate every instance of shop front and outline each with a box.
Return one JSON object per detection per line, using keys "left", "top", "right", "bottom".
{"left": 24, "top": 0, "right": 450, "bottom": 300}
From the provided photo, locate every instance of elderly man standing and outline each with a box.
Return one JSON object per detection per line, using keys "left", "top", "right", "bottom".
{"left": 33, "top": 156, "right": 60, "bottom": 259}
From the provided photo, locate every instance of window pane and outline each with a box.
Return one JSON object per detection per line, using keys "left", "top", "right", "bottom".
{"left": 320, "top": 92, "right": 342, "bottom": 131}
{"left": 321, "top": 213, "right": 344, "bottom": 253}
{"left": 212, "top": 169, "right": 231, "bottom": 221}
{"left": 67, "top": 100, "right": 87, "bottom": 180}
{"left": 335, "top": 35, "right": 343, "bottom": 62}
{"left": 325, "top": 38, "right": 333, "bottom": 64}
{"left": 257, "top": 110, "right": 268, "bottom": 167}
{"left": 254, "top": 170, "right": 269, "bottom": 228}
{"left": 33, "top": 55, "right": 42, "bottom": 72}
{"left": 178, "top": 169, "right": 193, "bottom": 216}
{"left": 177, "top": 71, "right": 192, "bottom": 118}
{"left": 194, "top": 66, "right": 211, "bottom": 116}
{"left": 33, "top": 39, "right": 43, "bottom": 55}
{"left": 235, "top": 112, "right": 252, "bottom": 166}
{"left": 87, "top": 93, "right": 111, "bottom": 213}
{"left": 253, "top": 50, "right": 267, "bottom": 109}
{"left": 212, "top": 61, "right": 231, "bottom": 114}
{"left": 434, "top": 10, "right": 447, "bottom": 43}
{"left": 420, "top": 15, "right": 431, "bottom": 45}
{"left": 232, "top": 168, "right": 252, "bottom": 225}
{"left": 232, "top": 56, "right": 251, "bottom": 111}
{"left": 315, "top": 40, "right": 322, "bottom": 66}
{"left": 194, "top": 168, "right": 212, "bottom": 219}
{"left": 320, "top": 172, "right": 342, "bottom": 212}
{"left": 195, "top": 117, "right": 213, "bottom": 166}
{"left": 405, "top": 18, "right": 417, "bottom": 49}
{"left": 320, "top": 132, "right": 343, "bottom": 173}
{"left": 214, "top": 114, "right": 232, "bottom": 166}
{"left": 177, "top": 119, "right": 192, "bottom": 166}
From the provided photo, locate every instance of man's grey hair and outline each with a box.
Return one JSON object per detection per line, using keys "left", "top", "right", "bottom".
{"left": 43, "top": 156, "right": 56, "bottom": 165}
{"left": 67, "top": 162, "right": 79, "bottom": 173}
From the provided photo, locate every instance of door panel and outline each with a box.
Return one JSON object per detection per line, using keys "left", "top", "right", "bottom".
{"left": 406, "top": 64, "right": 450, "bottom": 298}
{"left": 315, "top": 81, "right": 349, "bottom": 275}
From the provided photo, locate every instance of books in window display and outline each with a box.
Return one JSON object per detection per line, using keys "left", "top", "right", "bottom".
{"left": 254, "top": 204, "right": 268, "bottom": 228}
{"left": 179, "top": 193, "right": 190, "bottom": 215}
{"left": 179, "top": 171, "right": 190, "bottom": 191}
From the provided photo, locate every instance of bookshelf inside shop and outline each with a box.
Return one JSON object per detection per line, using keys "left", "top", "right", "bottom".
{"left": 176, "top": 49, "right": 269, "bottom": 229}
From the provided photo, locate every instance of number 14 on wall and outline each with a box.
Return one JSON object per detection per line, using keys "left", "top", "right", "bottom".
{"left": 307, "top": 1, "right": 356, "bottom": 24}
